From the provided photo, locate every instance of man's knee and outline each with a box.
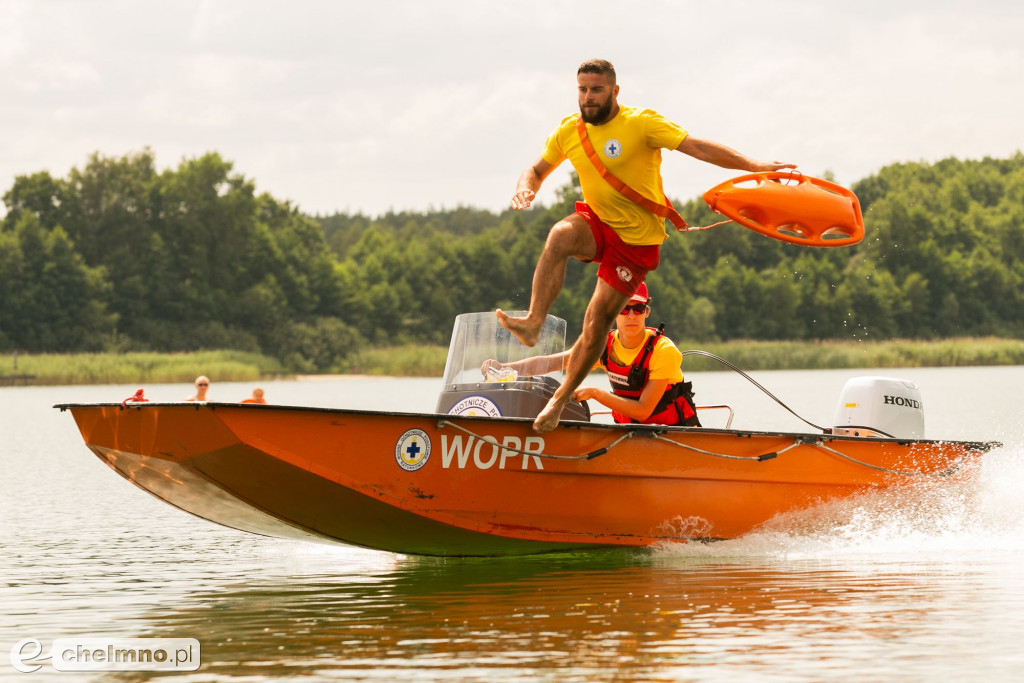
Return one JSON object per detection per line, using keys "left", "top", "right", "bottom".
{"left": 546, "top": 216, "right": 595, "bottom": 259}
{"left": 545, "top": 219, "right": 577, "bottom": 249}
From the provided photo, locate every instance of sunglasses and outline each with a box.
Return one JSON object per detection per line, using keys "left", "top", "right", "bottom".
{"left": 197, "top": 382, "right": 208, "bottom": 387}
{"left": 620, "top": 303, "right": 648, "bottom": 316}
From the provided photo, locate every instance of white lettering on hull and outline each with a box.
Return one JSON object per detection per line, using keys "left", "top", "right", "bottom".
{"left": 440, "top": 435, "right": 545, "bottom": 470}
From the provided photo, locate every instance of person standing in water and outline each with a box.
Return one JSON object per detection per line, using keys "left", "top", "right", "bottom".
{"left": 186, "top": 375, "right": 209, "bottom": 402}
{"left": 241, "top": 388, "right": 267, "bottom": 404}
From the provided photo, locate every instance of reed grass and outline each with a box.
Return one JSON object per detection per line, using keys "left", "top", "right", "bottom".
{"left": 1, "top": 350, "right": 283, "bottom": 386}
{"left": 678, "top": 337, "right": 1024, "bottom": 372}
{"left": 345, "top": 336, "right": 1024, "bottom": 377}
{"left": 347, "top": 344, "right": 450, "bottom": 377}
{"left": 4, "top": 338, "right": 1023, "bottom": 385}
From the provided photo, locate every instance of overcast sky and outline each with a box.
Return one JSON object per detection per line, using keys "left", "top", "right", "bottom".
{"left": 2, "top": 0, "right": 1021, "bottom": 218}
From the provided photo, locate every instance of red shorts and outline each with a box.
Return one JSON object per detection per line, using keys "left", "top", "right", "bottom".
{"left": 574, "top": 202, "right": 661, "bottom": 297}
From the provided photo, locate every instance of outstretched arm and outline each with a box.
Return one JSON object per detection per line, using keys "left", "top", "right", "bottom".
{"left": 481, "top": 351, "right": 569, "bottom": 378}
{"left": 511, "top": 157, "right": 557, "bottom": 210}
{"left": 676, "top": 135, "right": 796, "bottom": 173}
{"left": 573, "top": 378, "right": 672, "bottom": 422}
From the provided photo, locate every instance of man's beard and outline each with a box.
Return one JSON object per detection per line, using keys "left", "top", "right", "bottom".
{"left": 579, "top": 99, "right": 613, "bottom": 124}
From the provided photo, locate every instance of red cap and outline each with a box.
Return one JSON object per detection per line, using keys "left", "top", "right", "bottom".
{"left": 629, "top": 282, "right": 649, "bottom": 304}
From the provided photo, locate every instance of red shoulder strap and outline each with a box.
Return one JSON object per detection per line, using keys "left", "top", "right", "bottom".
{"left": 575, "top": 117, "right": 687, "bottom": 229}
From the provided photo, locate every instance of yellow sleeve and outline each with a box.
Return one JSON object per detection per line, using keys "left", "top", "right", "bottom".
{"left": 641, "top": 109, "right": 688, "bottom": 150}
{"left": 541, "top": 115, "right": 573, "bottom": 166}
{"left": 648, "top": 336, "right": 684, "bottom": 383}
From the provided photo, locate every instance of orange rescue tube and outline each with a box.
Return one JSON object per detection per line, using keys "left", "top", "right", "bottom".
{"left": 702, "top": 172, "right": 865, "bottom": 247}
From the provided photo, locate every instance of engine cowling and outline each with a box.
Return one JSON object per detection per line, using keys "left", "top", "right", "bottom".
{"left": 833, "top": 376, "right": 924, "bottom": 439}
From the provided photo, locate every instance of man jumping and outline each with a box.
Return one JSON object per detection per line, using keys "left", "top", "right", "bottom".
{"left": 498, "top": 58, "right": 795, "bottom": 432}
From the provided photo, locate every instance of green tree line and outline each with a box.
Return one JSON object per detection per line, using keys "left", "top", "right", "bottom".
{"left": 2, "top": 149, "right": 1023, "bottom": 371}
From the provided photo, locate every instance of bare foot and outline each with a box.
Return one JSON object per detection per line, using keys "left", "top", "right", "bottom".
{"left": 533, "top": 396, "right": 566, "bottom": 433}
{"left": 496, "top": 309, "right": 540, "bottom": 348}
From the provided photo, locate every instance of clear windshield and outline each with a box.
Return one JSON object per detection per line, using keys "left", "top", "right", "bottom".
{"left": 441, "top": 312, "right": 568, "bottom": 389}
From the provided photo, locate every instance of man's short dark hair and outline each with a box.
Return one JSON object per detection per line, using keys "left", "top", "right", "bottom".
{"left": 577, "top": 59, "right": 616, "bottom": 85}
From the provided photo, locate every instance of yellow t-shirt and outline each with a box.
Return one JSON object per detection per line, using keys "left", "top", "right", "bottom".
{"left": 596, "top": 329, "right": 684, "bottom": 384}
{"left": 541, "top": 106, "right": 688, "bottom": 245}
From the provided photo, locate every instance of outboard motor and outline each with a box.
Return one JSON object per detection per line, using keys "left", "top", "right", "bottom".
{"left": 435, "top": 312, "right": 590, "bottom": 421}
{"left": 833, "top": 376, "right": 924, "bottom": 439}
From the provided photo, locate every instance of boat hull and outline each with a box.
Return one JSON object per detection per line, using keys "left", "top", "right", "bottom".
{"left": 58, "top": 402, "right": 998, "bottom": 556}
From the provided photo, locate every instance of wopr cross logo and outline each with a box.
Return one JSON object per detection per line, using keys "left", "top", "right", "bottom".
{"left": 395, "top": 428, "right": 431, "bottom": 471}
{"left": 603, "top": 138, "right": 623, "bottom": 158}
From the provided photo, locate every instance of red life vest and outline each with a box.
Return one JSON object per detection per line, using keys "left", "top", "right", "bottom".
{"left": 600, "top": 324, "right": 700, "bottom": 427}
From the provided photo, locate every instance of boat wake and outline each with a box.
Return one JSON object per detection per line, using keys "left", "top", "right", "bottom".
{"left": 653, "top": 440, "right": 1024, "bottom": 561}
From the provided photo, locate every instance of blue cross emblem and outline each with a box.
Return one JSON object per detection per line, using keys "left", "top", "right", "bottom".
{"left": 604, "top": 139, "right": 622, "bottom": 159}
{"left": 396, "top": 428, "right": 431, "bottom": 471}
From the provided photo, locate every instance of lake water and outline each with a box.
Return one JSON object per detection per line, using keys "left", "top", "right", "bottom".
{"left": 3, "top": 367, "right": 1024, "bottom": 680}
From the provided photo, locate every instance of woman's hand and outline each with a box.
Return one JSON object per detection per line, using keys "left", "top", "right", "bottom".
{"left": 573, "top": 387, "right": 603, "bottom": 402}
{"left": 480, "top": 359, "right": 503, "bottom": 377}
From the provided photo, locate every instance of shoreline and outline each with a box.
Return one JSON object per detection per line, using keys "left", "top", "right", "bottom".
{"left": 5, "top": 336, "right": 1024, "bottom": 386}
{"left": 292, "top": 374, "right": 416, "bottom": 382}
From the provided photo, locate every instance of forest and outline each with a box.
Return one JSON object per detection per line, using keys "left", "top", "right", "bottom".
{"left": 2, "top": 149, "right": 1023, "bottom": 372}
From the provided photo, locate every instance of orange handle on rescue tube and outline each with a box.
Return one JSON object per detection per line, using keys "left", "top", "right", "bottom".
{"left": 701, "top": 172, "right": 865, "bottom": 247}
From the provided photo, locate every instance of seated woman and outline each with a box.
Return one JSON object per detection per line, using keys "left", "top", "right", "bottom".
{"left": 482, "top": 284, "right": 700, "bottom": 427}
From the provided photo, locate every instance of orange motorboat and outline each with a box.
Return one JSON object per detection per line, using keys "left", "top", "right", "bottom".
{"left": 57, "top": 314, "right": 999, "bottom": 557}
